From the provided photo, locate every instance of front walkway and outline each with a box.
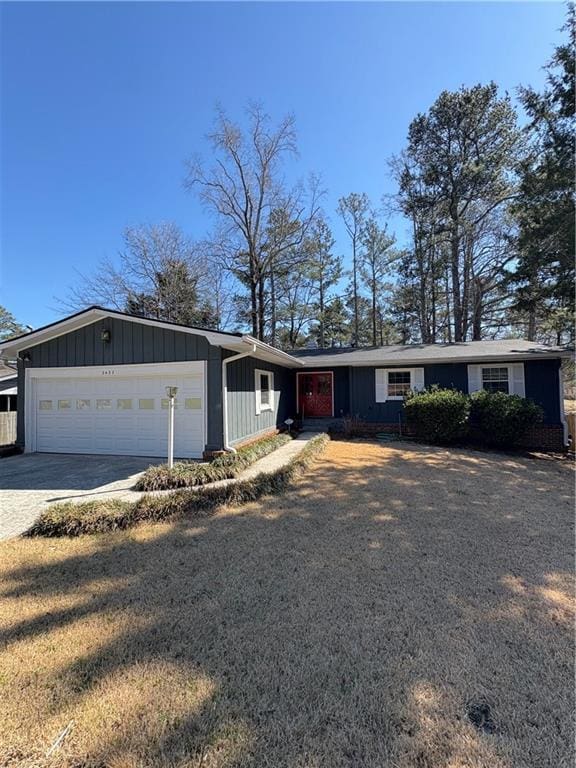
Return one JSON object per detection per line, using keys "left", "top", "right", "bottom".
{"left": 0, "top": 433, "right": 319, "bottom": 540}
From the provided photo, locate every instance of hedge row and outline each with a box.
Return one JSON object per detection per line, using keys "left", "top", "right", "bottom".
{"left": 404, "top": 387, "right": 543, "bottom": 447}
{"left": 27, "top": 434, "right": 329, "bottom": 537}
{"left": 135, "top": 432, "right": 292, "bottom": 491}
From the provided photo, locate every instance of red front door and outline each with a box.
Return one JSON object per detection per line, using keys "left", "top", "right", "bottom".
{"left": 299, "top": 373, "right": 333, "bottom": 418}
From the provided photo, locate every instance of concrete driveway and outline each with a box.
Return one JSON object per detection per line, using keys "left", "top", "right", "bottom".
{"left": 0, "top": 453, "right": 158, "bottom": 540}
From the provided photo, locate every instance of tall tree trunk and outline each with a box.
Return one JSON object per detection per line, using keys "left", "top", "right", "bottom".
{"left": 250, "top": 278, "right": 258, "bottom": 338}
{"left": 257, "top": 278, "right": 265, "bottom": 341}
{"left": 526, "top": 267, "right": 538, "bottom": 341}
{"left": 419, "top": 274, "right": 428, "bottom": 343}
{"left": 352, "top": 235, "right": 359, "bottom": 346}
{"left": 445, "top": 265, "right": 453, "bottom": 343}
{"left": 414, "top": 219, "right": 429, "bottom": 343}
{"left": 461, "top": 237, "right": 473, "bottom": 341}
{"left": 430, "top": 248, "right": 437, "bottom": 343}
{"left": 319, "top": 273, "right": 325, "bottom": 348}
{"left": 471, "top": 277, "right": 483, "bottom": 340}
{"left": 527, "top": 310, "right": 537, "bottom": 341}
{"left": 269, "top": 265, "right": 276, "bottom": 346}
{"left": 371, "top": 270, "right": 377, "bottom": 346}
{"left": 450, "top": 227, "right": 463, "bottom": 342}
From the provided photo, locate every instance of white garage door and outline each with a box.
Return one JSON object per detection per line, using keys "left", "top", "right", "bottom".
{"left": 29, "top": 363, "right": 206, "bottom": 458}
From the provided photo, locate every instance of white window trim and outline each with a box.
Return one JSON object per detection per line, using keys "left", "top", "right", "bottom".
{"left": 255, "top": 368, "right": 274, "bottom": 415}
{"left": 480, "top": 365, "right": 511, "bottom": 393}
{"left": 468, "top": 362, "right": 525, "bottom": 397}
{"left": 375, "top": 367, "right": 424, "bottom": 402}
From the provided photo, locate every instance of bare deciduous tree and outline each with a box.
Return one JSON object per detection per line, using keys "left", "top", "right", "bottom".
{"left": 60, "top": 222, "right": 217, "bottom": 326}
{"left": 186, "top": 104, "right": 321, "bottom": 341}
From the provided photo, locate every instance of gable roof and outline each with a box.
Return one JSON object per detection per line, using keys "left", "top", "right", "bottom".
{"left": 0, "top": 306, "right": 303, "bottom": 368}
{"left": 0, "top": 362, "right": 16, "bottom": 378}
{"left": 291, "top": 339, "right": 573, "bottom": 367}
{"left": 0, "top": 364, "right": 17, "bottom": 395}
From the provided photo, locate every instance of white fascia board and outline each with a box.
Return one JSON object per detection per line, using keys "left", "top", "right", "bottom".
{"left": 240, "top": 335, "right": 303, "bottom": 367}
{"left": 0, "top": 308, "right": 245, "bottom": 357}
{"left": 0, "top": 308, "right": 103, "bottom": 357}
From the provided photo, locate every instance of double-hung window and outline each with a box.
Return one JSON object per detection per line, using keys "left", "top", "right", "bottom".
{"left": 255, "top": 369, "right": 274, "bottom": 414}
{"left": 387, "top": 371, "right": 412, "bottom": 398}
{"left": 481, "top": 367, "right": 509, "bottom": 394}
{"left": 467, "top": 363, "right": 525, "bottom": 397}
{"left": 375, "top": 368, "right": 424, "bottom": 402}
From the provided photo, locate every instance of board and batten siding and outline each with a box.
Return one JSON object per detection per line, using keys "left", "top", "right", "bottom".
{"left": 524, "top": 358, "right": 562, "bottom": 424}
{"left": 16, "top": 317, "right": 225, "bottom": 451}
{"left": 226, "top": 355, "right": 295, "bottom": 445}
{"left": 350, "top": 363, "right": 469, "bottom": 423}
{"left": 347, "top": 360, "right": 562, "bottom": 425}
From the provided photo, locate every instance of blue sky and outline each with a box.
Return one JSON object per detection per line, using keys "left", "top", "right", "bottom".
{"left": 0, "top": 1, "right": 567, "bottom": 329}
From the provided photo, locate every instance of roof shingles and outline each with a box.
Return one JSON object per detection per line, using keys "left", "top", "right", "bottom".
{"left": 290, "top": 340, "right": 572, "bottom": 367}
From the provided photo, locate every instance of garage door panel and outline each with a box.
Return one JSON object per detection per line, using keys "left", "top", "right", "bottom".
{"left": 33, "top": 367, "right": 206, "bottom": 458}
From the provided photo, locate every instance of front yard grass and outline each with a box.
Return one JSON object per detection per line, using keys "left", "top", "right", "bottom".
{"left": 1, "top": 439, "right": 573, "bottom": 767}
{"left": 27, "top": 435, "right": 328, "bottom": 537}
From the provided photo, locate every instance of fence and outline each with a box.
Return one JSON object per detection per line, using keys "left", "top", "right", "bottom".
{"left": 566, "top": 411, "right": 575, "bottom": 447}
{"left": 0, "top": 412, "right": 16, "bottom": 446}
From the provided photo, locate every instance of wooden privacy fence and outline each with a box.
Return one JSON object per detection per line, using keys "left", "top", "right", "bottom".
{"left": 566, "top": 412, "right": 575, "bottom": 447}
{"left": 0, "top": 412, "right": 16, "bottom": 446}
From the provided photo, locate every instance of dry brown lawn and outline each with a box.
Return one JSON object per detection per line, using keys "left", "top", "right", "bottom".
{"left": 0, "top": 440, "right": 574, "bottom": 768}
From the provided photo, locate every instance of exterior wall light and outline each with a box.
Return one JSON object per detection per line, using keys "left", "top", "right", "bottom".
{"left": 100, "top": 329, "right": 111, "bottom": 343}
{"left": 21, "top": 351, "right": 31, "bottom": 362}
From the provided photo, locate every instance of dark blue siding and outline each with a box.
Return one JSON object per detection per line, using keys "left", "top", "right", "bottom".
{"left": 524, "top": 358, "right": 561, "bottom": 424}
{"left": 350, "top": 367, "right": 403, "bottom": 423}
{"left": 226, "top": 356, "right": 296, "bottom": 444}
{"left": 16, "top": 317, "right": 225, "bottom": 450}
{"left": 424, "top": 363, "right": 468, "bottom": 391}
{"left": 301, "top": 359, "right": 563, "bottom": 426}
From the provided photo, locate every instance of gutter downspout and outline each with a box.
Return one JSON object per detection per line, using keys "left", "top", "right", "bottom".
{"left": 222, "top": 344, "right": 256, "bottom": 452}
{"left": 559, "top": 363, "right": 569, "bottom": 448}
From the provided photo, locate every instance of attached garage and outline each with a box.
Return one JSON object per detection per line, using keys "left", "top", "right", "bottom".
{"left": 0, "top": 306, "right": 301, "bottom": 458}
{"left": 27, "top": 362, "right": 206, "bottom": 458}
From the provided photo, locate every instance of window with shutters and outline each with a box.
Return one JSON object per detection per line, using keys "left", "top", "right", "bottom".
{"left": 481, "top": 367, "right": 509, "bottom": 394}
{"left": 375, "top": 368, "right": 424, "bottom": 402}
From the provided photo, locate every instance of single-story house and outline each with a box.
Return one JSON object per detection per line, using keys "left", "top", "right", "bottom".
{"left": 0, "top": 306, "right": 571, "bottom": 457}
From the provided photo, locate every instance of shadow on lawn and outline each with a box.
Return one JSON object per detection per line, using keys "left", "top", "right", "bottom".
{"left": 1, "top": 441, "right": 574, "bottom": 768}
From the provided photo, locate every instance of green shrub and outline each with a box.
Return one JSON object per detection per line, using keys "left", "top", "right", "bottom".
{"left": 469, "top": 390, "right": 543, "bottom": 447}
{"left": 27, "top": 434, "right": 329, "bottom": 537}
{"left": 404, "top": 387, "right": 471, "bottom": 444}
{"left": 135, "top": 432, "right": 292, "bottom": 491}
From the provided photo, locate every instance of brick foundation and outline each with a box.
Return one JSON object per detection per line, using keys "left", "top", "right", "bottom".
{"left": 342, "top": 420, "right": 566, "bottom": 452}
{"left": 203, "top": 427, "right": 281, "bottom": 459}
{"left": 515, "top": 424, "right": 566, "bottom": 452}
{"left": 342, "top": 421, "right": 415, "bottom": 438}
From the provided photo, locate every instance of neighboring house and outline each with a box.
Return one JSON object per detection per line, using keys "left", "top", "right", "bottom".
{"left": 0, "top": 363, "right": 17, "bottom": 412}
{"left": 0, "top": 362, "right": 18, "bottom": 447}
{"left": 0, "top": 306, "right": 571, "bottom": 457}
